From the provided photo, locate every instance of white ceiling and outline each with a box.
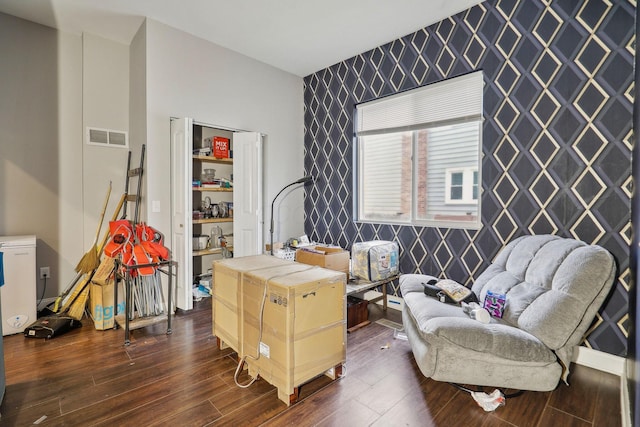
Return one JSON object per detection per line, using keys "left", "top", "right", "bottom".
{"left": 0, "top": 0, "right": 483, "bottom": 77}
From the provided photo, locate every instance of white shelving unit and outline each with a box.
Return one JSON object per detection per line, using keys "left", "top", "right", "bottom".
{"left": 192, "top": 142, "right": 234, "bottom": 281}
{"left": 170, "top": 118, "right": 263, "bottom": 310}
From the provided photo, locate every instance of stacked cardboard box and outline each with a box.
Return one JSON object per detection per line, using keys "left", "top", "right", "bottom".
{"left": 213, "top": 254, "right": 346, "bottom": 406}
{"left": 243, "top": 265, "right": 346, "bottom": 405}
{"left": 212, "top": 255, "right": 299, "bottom": 355}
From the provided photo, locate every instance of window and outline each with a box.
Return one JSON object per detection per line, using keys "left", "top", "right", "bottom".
{"left": 354, "top": 71, "right": 482, "bottom": 228}
{"left": 445, "top": 168, "right": 478, "bottom": 204}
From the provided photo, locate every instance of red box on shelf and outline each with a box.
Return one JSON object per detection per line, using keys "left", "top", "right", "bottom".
{"left": 213, "top": 136, "right": 230, "bottom": 159}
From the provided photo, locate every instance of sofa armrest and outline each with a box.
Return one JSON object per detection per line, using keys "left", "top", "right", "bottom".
{"left": 400, "top": 274, "right": 438, "bottom": 295}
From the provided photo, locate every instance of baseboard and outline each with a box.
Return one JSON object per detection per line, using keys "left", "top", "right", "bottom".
{"left": 572, "top": 346, "right": 632, "bottom": 426}
{"left": 573, "top": 346, "right": 624, "bottom": 376}
{"left": 621, "top": 362, "right": 632, "bottom": 427}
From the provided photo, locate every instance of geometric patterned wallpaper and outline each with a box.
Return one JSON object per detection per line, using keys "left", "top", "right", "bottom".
{"left": 303, "top": 0, "right": 635, "bottom": 356}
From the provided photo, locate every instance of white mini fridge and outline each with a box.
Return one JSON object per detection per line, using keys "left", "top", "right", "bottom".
{"left": 0, "top": 235, "right": 37, "bottom": 336}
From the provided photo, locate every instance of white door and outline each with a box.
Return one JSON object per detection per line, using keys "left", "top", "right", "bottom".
{"left": 170, "top": 117, "right": 193, "bottom": 310}
{"left": 233, "top": 132, "right": 263, "bottom": 257}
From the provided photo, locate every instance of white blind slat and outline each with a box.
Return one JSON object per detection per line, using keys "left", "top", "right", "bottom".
{"left": 356, "top": 71, "right": 483, "bottom": 134}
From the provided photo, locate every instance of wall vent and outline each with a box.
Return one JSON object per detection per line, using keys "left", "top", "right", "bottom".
{"left": 86, "top": 127, "right": 128, "bottom": 148}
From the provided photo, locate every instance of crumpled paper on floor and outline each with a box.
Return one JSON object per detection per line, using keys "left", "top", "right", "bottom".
{"left": 471, "top": 389, "right": 505, "bottom": 411}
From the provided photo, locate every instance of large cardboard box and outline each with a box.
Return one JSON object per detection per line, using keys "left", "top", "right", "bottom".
{"left": 212, "top": 255, "right": 308, "bottom": 356}
{"left": 242, "top": 265, "right": 346, "bottom": 405}
{"left": 90, "top": 280, "right": 125, "bottom": 330}
{"left": 295, "top": 246, "right": 350, "bottom": 279}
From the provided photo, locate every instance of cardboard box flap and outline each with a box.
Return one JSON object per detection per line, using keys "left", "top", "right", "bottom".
{"left": 295, "top": 246, "right": 350, "bottom": 279}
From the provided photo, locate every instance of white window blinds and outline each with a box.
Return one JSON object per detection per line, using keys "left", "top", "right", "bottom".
{"left": 356, "top": 71, "right": 483, "bottom": 136}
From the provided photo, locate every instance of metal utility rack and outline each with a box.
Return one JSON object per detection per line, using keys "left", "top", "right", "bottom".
{"left": 110, "top": 143, "right": 177, "bottom": 345}
{"left": 114, "top": 259, "right": 177, "bottom": 346}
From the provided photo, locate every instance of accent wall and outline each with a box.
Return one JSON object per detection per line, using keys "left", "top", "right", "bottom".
{"left": 303, "top": 0, "right": 635, "bottom": 355}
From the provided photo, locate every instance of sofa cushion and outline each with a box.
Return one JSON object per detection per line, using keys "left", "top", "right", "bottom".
{"left": 471, "top": 235, "right": 616, "bottom": 351}
{"left": 402, "top": 291, "right": 557, "bottom": 364}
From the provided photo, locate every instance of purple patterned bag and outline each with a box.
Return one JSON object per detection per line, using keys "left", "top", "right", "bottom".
{"left": 483, "top": 290, "right": 506, "bottom": 318}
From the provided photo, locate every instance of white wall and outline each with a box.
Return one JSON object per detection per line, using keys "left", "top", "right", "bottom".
{"left": 0, "top": 13, "right": 83, "bottom": 299}
{"left": 81, "top": 33, "right": 130, "bottom": 250}
{"left": 0, "top": 12, "right": 305, "bottom": 303}
{"left": 57, "top": 30, "right": 84, "bottom": 289}
{"left": 129, "top": 20, "right": 147, "bottom": 224}
{"left": 142, "top": 19, "right": 305, "bottom": 249}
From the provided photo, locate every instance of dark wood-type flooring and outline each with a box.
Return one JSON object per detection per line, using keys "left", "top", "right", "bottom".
{"left": 1, "top": 299, "right": 621, "bottom": 426}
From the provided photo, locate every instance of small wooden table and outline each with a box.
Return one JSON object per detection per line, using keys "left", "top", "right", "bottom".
{"left": 346, "top": 275, "right": 399, "bottom": 332}
{"left": 346, "top": 274, "right": 398, "bottom": 311}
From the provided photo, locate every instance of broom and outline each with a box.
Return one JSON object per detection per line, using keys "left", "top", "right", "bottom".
{"left": 67, "top": 285, "right": 91, "bottom": 320}
{"left": 75, "top": 182, "right": 112, "bottom": 274}
{"left": 51, "top": 271, "right": 83, "bottom": 313}
{"left": 62, "top": 192, "right": 127, "bottom": 319}
{"left": 59, "top": 275, "right": 93, "bottom": 317}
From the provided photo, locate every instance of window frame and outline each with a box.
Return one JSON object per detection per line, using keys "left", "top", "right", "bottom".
{"left": 353, "top": 71, "right": 483, "bottom": 230}
{"left": 444, "top": 167, "right": 479, "bottom": 205}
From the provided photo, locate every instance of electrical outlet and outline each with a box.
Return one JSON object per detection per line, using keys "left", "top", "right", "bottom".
{"left": 40, "top": 266, "right": 50, "bottom": 279}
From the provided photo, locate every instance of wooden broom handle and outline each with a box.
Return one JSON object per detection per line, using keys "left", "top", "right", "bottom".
{"left": 97, "top": 193, "right": 127, "bottom": 255}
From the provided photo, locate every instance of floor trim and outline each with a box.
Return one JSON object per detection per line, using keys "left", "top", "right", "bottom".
{"left": 621, "top": 362, "right": 632, "bottom": 427}
{"left": 573, "top": 346, "right": 624, "bottom": 375}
